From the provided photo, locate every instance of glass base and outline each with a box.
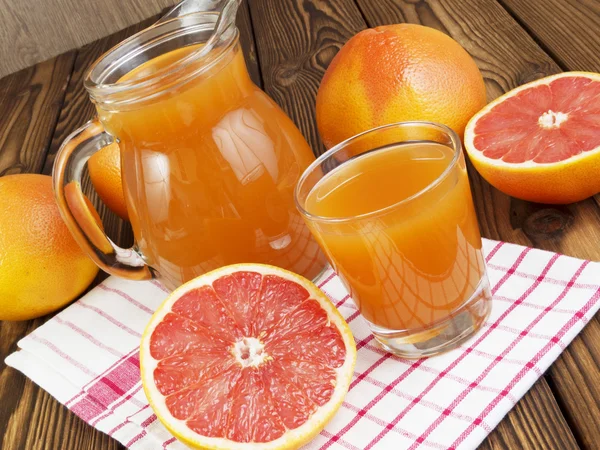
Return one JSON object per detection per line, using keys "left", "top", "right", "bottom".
{"left": 368, "top": 276, "right": 492, "bottom": 359}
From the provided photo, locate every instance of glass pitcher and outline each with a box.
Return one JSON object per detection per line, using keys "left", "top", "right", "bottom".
{"left": 53, "top": 0, "right": 327, "bottom": 290}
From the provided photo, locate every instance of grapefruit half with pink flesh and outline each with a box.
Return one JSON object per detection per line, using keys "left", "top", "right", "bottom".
{"left": 464, "top": 72, "right": 600, "bottom": 204}
{"left": 140, "top": 264, "right": 356, "bottom": 450}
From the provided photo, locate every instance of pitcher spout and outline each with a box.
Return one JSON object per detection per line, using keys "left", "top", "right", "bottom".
{"left": 157, "top": 0, "right": 241, "bottom": 66}
{"left": 161, "top": 0, "right": 240, "bottom": 18}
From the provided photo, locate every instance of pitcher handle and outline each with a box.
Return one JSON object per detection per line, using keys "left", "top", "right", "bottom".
{"left": 52, "top": 119, "right": 153, "bottom": 281}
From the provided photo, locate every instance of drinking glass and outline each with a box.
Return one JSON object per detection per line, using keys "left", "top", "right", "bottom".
{"left": 295, "top": 122, "right": 492, "bottom": 358}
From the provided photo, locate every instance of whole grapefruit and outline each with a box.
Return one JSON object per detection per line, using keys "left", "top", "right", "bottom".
{"left": 316, "top": 24, "right": 487, "bottom": 148}
{"left": 0, "top": 174, "right": 99, "bottom": 320}
{"left": 88, "top": 142, "right": 129, "bottom": 221}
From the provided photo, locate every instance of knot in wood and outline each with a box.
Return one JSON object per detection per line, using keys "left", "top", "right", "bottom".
{"left": 314, "top": 44, "right": 339, "bottom": 69}
{"left": 275, "top": 64, "right": 299, "bottom": 86}
{"left": 518, "top": 63, "right": 556, "bottom": 85}
{"left": 523, "top": 208, "right": 573, "bottom": 239}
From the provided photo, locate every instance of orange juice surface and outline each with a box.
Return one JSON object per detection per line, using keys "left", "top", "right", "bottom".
{"left": 304, "top": 143, "right": 485, "bottom": 331}
{"left": 97, "top": 44, "right": 326, "bottom": 289}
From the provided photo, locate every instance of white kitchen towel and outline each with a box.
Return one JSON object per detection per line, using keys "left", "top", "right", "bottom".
{"left": 6, "top": 239, "right": 600, "bottom": 449}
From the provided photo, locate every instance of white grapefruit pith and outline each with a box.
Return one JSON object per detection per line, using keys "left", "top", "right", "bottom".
{"left": 464, "top": 72, "right": 600, "bottom": 204}
{"left": 140, "top": 264, "right": 356, "bottom": 450}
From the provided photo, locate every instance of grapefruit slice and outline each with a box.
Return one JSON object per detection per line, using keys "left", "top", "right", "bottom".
{"left": 140, "top": 264, "right": 356, "bottom": 450}
{"left": 464, "top": 72, "right": 600, "bottom": 204}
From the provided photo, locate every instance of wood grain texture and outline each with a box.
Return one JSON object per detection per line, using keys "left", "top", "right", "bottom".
{"left": 478, "top": 379, "right": 579, "bottom": 450}
{"left": 0, "top": 52, "right": 74, "bottom": 176}
{"left": 354, "top": 1, "right": 599, "bottom": 448}
{"left": 237, "top": 0, "right": 262, "bottom": 88}
{"left": 0, "top": 53, "right": 78, "bottom": 450}
{"left": 498, "top": 0, "right": 600, "bottom": 72}
{"left": 545, "top": 320, "right": 600, "bottom": 449}
{"left": 3, "top": 384, "right": 121, "bottom": 450}
{"left": 0, "top": 0, "right": 179, "bottom": 78}
{"left": 248, "top": 0, "right": 366, "bottom": 156}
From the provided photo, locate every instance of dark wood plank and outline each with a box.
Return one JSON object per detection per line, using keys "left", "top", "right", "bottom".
{"left": 355, "top": 1, "right": 600, "bottom": 448}
{"left": 498, "top": 0, "right": 600, "bottom": 72}
{"left": 544, "top": 320, "right": 600, "bottom": 449}
{"left": 248, "top": 0, "right": 579, "bottom": 448}
{"left": 0, "top": 49, "right": 75, "bottom": 450}
{"left": 354, "top": 0, "right": 561, "bottom": 102}
{"left": 237, "top": 0, "right": 263, "bottom": 88}
{"left": 0, "top": 320, "right": 37, "bottom": 450}
{"left": 248, "top": 0, "right": 366, "bottom": 157}
{"left": 0, "top": 52, "right": 74, "bottom": 176}
{"left": 479, "top": 379, "right": 579, "bottom": 450}
{"left": 6, "top": 386, "right": 120, "bottom": 450}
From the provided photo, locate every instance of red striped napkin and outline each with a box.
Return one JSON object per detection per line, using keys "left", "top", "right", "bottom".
{"left": 5, "top": 239, "right": 600, "bottom": 449}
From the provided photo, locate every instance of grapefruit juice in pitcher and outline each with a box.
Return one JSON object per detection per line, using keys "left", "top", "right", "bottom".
{"left": 104, "top": 44, "right": 325, "bottom": 286}
{"left": 54, "top": 1, "right": 326, "bottom": 289}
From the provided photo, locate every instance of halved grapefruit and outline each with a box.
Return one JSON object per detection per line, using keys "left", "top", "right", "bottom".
{"left": 140, "top": 264, "right": 356, "bottom": 450}
{"left": 464, "top": 72, "right": 600, "bottom": 204}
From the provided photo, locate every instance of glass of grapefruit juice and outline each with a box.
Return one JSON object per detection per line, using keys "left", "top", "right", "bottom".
{"left": 53, "top": 4, "right": 327, "bottom": 290}
{"left": 295, "top": 122, "right": 492, "bottom": 358}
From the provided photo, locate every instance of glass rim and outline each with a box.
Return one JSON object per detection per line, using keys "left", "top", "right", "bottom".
{"left": 84, "top": 13, "right": 238, "bottom": 106}
{"left": 294, "top": 121, "right": 463, "bottom": 224}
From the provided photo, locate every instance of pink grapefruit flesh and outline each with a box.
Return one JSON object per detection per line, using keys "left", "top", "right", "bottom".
{"left": 465, "top": 72, "right": 600, "bottom": 204}
{"left": 473, "top": 76, "right": 600, "bottom": 163}
{"left": 140, "top": 264, "right": 356, "bottom": 450}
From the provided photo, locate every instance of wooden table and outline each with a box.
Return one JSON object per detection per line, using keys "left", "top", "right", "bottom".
{"left": 0, "top": 0, "right": 599, "bottom": 448}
